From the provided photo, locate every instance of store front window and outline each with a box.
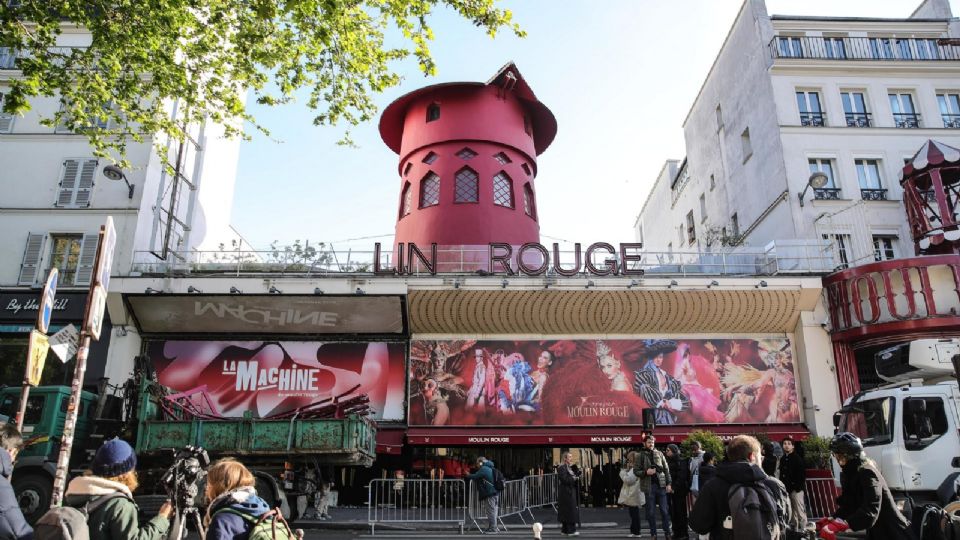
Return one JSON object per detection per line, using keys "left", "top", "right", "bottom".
{"left": 0, "top": 336, "right": 71, "bottom": 387}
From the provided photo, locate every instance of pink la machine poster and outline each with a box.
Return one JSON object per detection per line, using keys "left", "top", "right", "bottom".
{"left": 408, "top": 338, "right": 800, "bottom": 427}
{"left": 147, "top": 341, "right": 407, "bottom": 420}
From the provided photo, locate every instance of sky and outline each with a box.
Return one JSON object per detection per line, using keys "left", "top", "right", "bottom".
{"left": 229, "top": 0, "right": 958, "bottom": 252}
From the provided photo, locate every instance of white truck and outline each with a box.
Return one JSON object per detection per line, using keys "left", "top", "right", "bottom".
{"left": 833, "top": 338, "right": 960, "bottom": 505}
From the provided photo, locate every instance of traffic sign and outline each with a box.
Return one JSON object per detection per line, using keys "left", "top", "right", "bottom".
{"left": 25, "top": 330, "right": 50, "bottom": 386}
{"left": 93, "top": 216, "right": 116, "bottom": 291}
{"left": 37, "top": 268, "right": 58, "bottom": 333}
{"left": 85, "top": 285, "right": 107, "bottom": 340}
{"left": 49, "top": 324, "right": 79, "bottom": 363}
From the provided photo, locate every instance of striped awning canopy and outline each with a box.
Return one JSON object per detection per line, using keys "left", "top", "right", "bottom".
{"left": 900, "top": 139, "right": 960, "bottom": 181}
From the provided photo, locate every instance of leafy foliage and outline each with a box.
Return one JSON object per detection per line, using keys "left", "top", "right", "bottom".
{"left": 682, "top": 429, "right": 725, "bottom": 461}
{"left": 801, "top": 435, "right": 833, "bottom": 469}
{"left": 0, "top": 0, "right": 523, "bottom": 167}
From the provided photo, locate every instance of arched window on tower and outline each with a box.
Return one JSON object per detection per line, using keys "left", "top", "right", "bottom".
{"left": 420, "top": 172, "right": 440, "bottom": 208}
{"left": 400, "top": 182, "right": 412, "bottom": 218}
{"left": 454, "top": 167, "right": 479, "bottom": 203}
{"left": 523, "top": 182, "right": 536, "bottom": 219}
{"left": 426, "top": 103, "right": 440, "bottom": 123}
{"left": 493, "top": 172, "right": 514, "bottom": 208}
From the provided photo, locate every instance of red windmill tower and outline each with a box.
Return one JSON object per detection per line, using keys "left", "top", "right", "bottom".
{"left": 379, "top": 62, "right": 557, "bottom": 271}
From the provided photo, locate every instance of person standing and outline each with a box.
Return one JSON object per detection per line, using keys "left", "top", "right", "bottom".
{"left": 466, "top": 457, "right": 499, "bottom": 534}
{"left": 819, "top": 433, "right": 914, "bottom": 540}
{"left": 637, "top": 435, "right": 672, "bottom": 539}
{"left": 779, "top": 437, "right": 807, "bottom": 530}
{"left": 695, "top": 452, "right": 717, "bottom": 540}
{"left": 687, "top": 441, "right": 705, "bottom": 502}
{"left": 557, "top": 452, "right": 582, "bottom": 537}
{"left": 204, "top": 458, "right": 278, "bottom": 540}
{"left": 666, "top": 444, "right": 690, "bottom": 540}
{"left": 618, "top": 451, "right": 645, "bottom": 538}
{"left": 0, "top": 424, "right": 32, "bottom": 540}
{"left": 688, "top": 435, "right": 789, "bottom": 540}
{"left": 63, "top": 438, "right": 172, "bottom": 540}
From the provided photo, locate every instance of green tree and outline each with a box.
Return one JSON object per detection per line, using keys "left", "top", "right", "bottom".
{"left": 682, "top": 429, "right": 725, "bottom": 461}
{"left": 0, "top": 1, "right": 523, "bottom": 167}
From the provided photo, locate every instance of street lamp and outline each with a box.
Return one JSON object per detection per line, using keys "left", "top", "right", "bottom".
{"left": 798, "top": 171, "right": 830, "bottom": 207}
{"left": 102, "top": 164, "right": 135, "bottom": 199}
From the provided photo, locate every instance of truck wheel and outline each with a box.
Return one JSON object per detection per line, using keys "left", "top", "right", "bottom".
{"left": 12, "top": 473, "right": 52, "bottom": 525}
{"left": 255, "top": 476, "right": 279, "bottom": 510}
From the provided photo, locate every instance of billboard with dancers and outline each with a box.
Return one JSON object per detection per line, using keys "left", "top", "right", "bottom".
{"left": 407, "top": 338, "right": 800, "bottom": 427}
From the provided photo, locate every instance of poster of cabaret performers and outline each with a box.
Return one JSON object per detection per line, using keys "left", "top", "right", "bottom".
{"left": 408, "top": 338, "right": 801, "bottom": 427}
{"left": 146, "top": 341, "right": 407, "bottom": 420}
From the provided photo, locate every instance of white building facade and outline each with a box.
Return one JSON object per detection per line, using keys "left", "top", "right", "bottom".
{"left": 0, "top": 27, "right": 242, "bottom": 386}
{"left": 637, "top": 0, "right": 960, "bottom": 269}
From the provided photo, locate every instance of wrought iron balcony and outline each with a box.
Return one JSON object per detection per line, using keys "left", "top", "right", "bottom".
{"left": 845, "top": 113, "right": 872, "bottom": 127}
{"left": 799, "top": 112, "right": 825, "bottom": 127}
{"left": 861, "top": 188, "right": 888, "bottom": 201}
{"left": 814, "top": 188, "right": 842, "bottom": 201}
{"left": 943, "top": 114, "right": 960, "bottom": 128}
{"left": 770, "top": 36, "right": 960, "bottom": 61}
{"left": 893, "top": 113, "right": 921, "bottom": 129}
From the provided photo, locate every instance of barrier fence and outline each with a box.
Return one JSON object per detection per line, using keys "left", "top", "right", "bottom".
{"left": 367, "top": 478, "right": 467, "bottom": 535}
{"left": 805, "top": 477, "right": 839, "bottom": 520}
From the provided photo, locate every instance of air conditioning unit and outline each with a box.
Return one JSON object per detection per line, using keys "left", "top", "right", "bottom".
{"left": 875, "top": 339, "right": 959, "bottom": 383}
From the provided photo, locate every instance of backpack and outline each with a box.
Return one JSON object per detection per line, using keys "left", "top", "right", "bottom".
{"left": 726, "top": 481, "right": 786, "bottom": 540}
{"left": 35, "top": 493, "right": 128, "bottom": 540}
{"left": 492, "top": 468, "right": 506, "bottom": 492}
{"left": 217, "top": 507, "right": 294, "bottom": 540}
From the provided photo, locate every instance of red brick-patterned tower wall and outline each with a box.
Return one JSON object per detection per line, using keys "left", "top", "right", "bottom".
{"left": 379, "top": 63, "right": 557, "bottom": 270}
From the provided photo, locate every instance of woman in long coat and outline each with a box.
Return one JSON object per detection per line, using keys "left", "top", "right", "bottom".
{"left": 557, "top": 452, "right": 582, "bottom": 536}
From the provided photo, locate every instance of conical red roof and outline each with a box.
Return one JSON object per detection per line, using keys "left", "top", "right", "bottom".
{"left": 900, "top": 139, "right": 960, "bottom": 181}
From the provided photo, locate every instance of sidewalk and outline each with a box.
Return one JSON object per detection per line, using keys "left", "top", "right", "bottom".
{"left": 295, "top": 506, "right": 629, "bottom": 531}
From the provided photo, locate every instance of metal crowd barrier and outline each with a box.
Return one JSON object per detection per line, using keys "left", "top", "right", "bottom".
{"left": 367, "top": 478, "right": 466, "bottom": 535}
{"left": 524, "top": 473, "right": 558, "bottom": 520}
{"left": 805, "top": 477, "right": 839, "bottom": 520}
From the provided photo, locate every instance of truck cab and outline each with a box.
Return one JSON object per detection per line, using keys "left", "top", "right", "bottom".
{"left": 0, "top": 386, "right": 98, "bottom": 523}
{"left": 834, "top": 339, "right": 960, "bottom": 504}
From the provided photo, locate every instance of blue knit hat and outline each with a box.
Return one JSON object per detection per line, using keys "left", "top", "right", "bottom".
{"left": 91, "top": 438, "right": 137, "bottom": 477}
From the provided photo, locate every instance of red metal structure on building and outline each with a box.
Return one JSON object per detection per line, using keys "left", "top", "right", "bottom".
{"left": 379, "top": 62, "right": 557, "bottom": 254}
{"left": 825, "top": 140, "right": 960, "bottom": 400}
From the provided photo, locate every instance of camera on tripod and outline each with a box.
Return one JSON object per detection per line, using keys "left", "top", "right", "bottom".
{"left": 161, "top": 446, "right": 210, "bottom": 510}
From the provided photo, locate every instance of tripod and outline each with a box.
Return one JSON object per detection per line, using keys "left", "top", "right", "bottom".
{"left": 168, "top": 504, "right": 206, "bottom": 540}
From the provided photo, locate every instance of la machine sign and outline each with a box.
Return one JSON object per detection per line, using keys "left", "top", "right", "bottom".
{"left": 374, "top": 242, "right": 646, "bottom": 277}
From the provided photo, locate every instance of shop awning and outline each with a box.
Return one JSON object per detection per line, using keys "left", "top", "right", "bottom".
{"left": 406, "top": 424, "right": 810, "bottom": 446}
{"left": 376, "top": 427, "right": 406, "bottom": 455}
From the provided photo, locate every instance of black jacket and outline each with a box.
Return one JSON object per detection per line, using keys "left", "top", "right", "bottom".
{"left": 835, "top": 458, "right": 913, "bottom": 540}
{"left": 667, "top": 455, "right": 690, "bottom": 496}
{"left": 0, "top": 450, "right": 33, "bottom": 540}
{"left": 761, "top": 455, "right": 779, "bottom": 478}
{"left": 779, "top": 451, "right": 806, "bottom": 494}
{"left": 557, "top": 464, "right": 580, "bottom": 524}
{"left": 689, "top": 461, "right": 789, "bottom": 540}
{"left": 698, "top": 463, "right": 717, "bottom": 491}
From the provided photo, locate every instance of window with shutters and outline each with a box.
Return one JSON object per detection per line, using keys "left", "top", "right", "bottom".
{"left": 49, "top": 235, "right": 84, "bottom": 286}
{"left": 55, "top": 158, "right": 97, "bottom": 208}
{"left": 16, "top": 232, "right": 98, "bottom": 287}
{"left": 17, "top": 234, "right": 47, "bottom": 285}
{"left": 523, "top": 183, "right": 536, "bottom": 219}
{"left": 0, "top": 92, "right": 14, "bottom": 133}
{"left": 454, "top": 167, "right": 478, "bottom": 203}
{"left": 493, "top": 172, "right": 513, "bottom": 208}
{"left": 55, "top": 100, "right": 112, "bottom": 133}
{"left": 419, "top": 172, "right": 440, "bottom": 208}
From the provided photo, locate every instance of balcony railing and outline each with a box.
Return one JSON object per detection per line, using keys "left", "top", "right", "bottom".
{"left": 943, "top": 114, "right": 960, "bottom": 128}
{"left": 861, "top": 188, "right": 888, "bottom": 201}
{"left": 844, "top": 112, "right": 872, "bottom": 127}
{"left": 0, "top": 46, "right": 84, "bottom": 69}
{"left": 892, "top": 113, "right": 921, "bottom": 128}
{"left": 770, "top": 36, "right": 960, "bottom": 61}
{"left": 814, "top": 188, "right": 842, "bottom": 201}
{"left": 799, "top": 112, "right": 825, "bottom": 127}
{"left": 128, "top": 241, "right": 838, "bottom": 277}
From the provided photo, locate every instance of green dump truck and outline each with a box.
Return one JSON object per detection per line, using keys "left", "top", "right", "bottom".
{"left": 0, "top": 370, "right": 377, "bottom": 524}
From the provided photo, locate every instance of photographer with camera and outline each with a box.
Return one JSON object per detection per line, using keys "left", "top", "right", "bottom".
{"left": 205, "top": 458, "right": 293, "bottom": 540}
{"left": 63, "top": 438, "right": 172, "bottom": 540}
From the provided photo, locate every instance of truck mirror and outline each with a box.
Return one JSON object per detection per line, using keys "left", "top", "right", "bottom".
{"left": 832, "top": 412, "right": 841, "bottom": 428}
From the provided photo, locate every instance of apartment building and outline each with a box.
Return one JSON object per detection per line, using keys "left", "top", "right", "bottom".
{"left": 636, "top": 0, "right": 960, "bottom": 268}
{"left": 0, "top": 28, "right": 242, "bottom": 385}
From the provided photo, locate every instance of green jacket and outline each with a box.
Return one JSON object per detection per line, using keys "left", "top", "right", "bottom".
{"left": 63, "top": 476, "right": 169, "bottom": 540}
{"left": 636, "top": 447, "right": 671, "bottom": 492}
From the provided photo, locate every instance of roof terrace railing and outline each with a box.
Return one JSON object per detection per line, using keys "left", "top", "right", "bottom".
{"left": 128, "top": 240, "right": 839, "bottom": 278}
{"left": 769, "top": 36, "right": 960, "bottom": 62}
